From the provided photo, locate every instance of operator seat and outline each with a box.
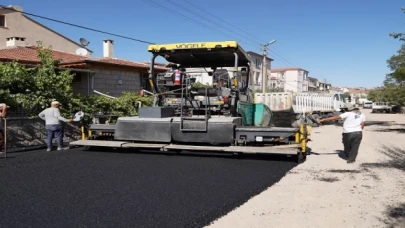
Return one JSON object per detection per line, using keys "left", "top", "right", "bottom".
{"left": 213, "top": 69, "right": 231, "bottom": 88}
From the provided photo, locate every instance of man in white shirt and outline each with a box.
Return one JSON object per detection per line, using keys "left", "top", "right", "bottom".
{"left": 38, "top": 100, "right": 72, "bottom": 151}
{"left": 318, "top": 107, "right": 366, "bottom": 163}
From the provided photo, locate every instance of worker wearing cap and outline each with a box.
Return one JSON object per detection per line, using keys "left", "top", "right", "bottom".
{"left": 318, "top": 107, "right": 366, "bottom": 163}
{"left": 0, "top": 103, "right": 8, "bottom": 151}
{"left": 38, "top": 100, "right": 73, "bottom": 151}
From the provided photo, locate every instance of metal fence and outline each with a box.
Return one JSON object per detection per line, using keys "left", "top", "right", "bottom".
{"left": 1, "top": 116, "right": 81, "bottom": 157}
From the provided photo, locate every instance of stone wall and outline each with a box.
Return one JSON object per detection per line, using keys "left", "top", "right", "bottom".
{"left": 70, "top": 63, "right": 167, "bottom": 97}
{"left": 91, "top": 66, "right": 143, "bottom": 97}
{"left": 3, "top": 117, "right": 81, "bottom": 152}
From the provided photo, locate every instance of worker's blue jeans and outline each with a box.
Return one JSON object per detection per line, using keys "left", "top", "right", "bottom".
{"left": 46, "top": 124, "right": 63, "bottom": 149}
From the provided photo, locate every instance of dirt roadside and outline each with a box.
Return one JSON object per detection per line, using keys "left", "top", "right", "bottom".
{"left": 206, "top": 109, "right": 405, "bottom": 228}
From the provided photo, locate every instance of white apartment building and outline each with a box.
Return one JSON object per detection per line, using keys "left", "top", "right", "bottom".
{"left": 246, "top": 51, "right": 274, "bottom": 91}
{"left": 270, "top": 67, "right": 309, "bottom": 92}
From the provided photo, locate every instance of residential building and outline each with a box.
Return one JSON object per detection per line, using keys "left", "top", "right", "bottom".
{"left": 347, "top": 87, "right": 369, "bottom": 103}
{"left": 246, "top": 51, "right": 274, "bottom": 91}
{"left": 307, "top": 77, "right": 319, "bottom": 91}
{"left": 318, "top": 82, "right": 331, "bottom": 91}
{"left": 270, "top": 67, "right": 309, "bottom": 92}
{"left": 329, "top": 87, "right": 344, "bottom": 93}
{"left": 0, "top": 39, "right": 168, "bottom": 97}
{"left": 0, "top": 5, "right": 92, "bottom": 55}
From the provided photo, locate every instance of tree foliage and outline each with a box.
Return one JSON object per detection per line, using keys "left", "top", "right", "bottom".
{"left": 367, "top": 7, "right": 405, "bottom": 106}
{"left": 368, "top": 85, "right": 405, "bottom": 106}
{"left": 386, "top": 7, "right": 405, "bottom": 84}
{"left": 191, "top": 82, "right": 213, "bottom": 88}
{"left": 73, "top": 92, "right": 153, "bottom": 116}
{"left": 0, "top": 42, "right": 74, "bottom": 114}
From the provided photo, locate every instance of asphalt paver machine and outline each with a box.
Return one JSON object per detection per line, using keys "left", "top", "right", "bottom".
{"left": 70, "top": 41, "right": 311, "bottom": 162}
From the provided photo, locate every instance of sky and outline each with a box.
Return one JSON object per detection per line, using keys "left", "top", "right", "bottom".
{"left": 7, "top": 0, "right": 405, "bottom": 88}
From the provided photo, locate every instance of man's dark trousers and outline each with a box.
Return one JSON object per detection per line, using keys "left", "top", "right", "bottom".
{"left": 342, "top": 131, "right": 363, "bottom": 161}
{"left": 46, "top": 124, "right": 63, "bottom": 149}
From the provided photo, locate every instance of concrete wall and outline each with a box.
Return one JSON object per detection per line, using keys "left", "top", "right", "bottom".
{"left": 4, "top": 117, "right": 81, "bottom": 152}
{"left": 0, "top": 7, "right": 89, "bottom": 55}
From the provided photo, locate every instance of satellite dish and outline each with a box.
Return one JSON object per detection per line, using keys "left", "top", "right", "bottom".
{"left": 75, "top": 48, "right": 88, "bottom": 56}
{"left": 79, "top": 38, "right": 90, "bottom": 47}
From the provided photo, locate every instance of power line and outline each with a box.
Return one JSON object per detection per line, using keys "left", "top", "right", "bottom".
{"left": 1, "top": 4, "right": 300, "bottom": 68}
{"left": 144, "top": 1, "right": 299, "bottom": 68}
{"left": 0, "top": 5, "right": 155, "bottom": 44}
{"left": 142, "top": 0, "right": 256, "bottom": 47}
{"left": 180, "top": 0, "right": 267, "bottom": 45}
{"left": 269, "top": 48, "right": 297, "bottom": 67}
{"left": 180, "top": 0, "right": 300, "bottom": 67}
{"left": 166, "top": 0, "right": 261, "bottom": 47}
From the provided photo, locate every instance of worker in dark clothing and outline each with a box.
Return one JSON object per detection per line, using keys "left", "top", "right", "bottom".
{"left": 318, "top": 107, "right": 366, "bottom": 163}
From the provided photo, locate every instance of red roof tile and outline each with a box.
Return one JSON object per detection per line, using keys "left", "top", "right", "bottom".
{"left": 0, "top": 46, "right": 86, "bottom": 63}
{"left": 348, "top": 88, "right": 369, "bottom": 94}
{"left": 0, "top": 46, "right": 168, "bottom": 71}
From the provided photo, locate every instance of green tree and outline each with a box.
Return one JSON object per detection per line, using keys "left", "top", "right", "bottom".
{"left": 386, "top": 7, "right": 405, "bottom": 84}
{"left": 366, "top": 7, "right": 405, "bottom": 106}
{"left": 0, "top": 42, "right": 74, "bottom": 115}
{"left": 343, "top": 92, "right": 351, "bottom": 98}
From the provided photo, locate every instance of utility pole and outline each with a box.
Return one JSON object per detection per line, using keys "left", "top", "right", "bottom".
{"left": 261, "top": 40, "right": 276, "bottom": 93}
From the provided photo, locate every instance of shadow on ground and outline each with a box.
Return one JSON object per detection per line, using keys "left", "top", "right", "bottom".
{"left": 361, "top": 145, "right": 405, "bottom": 172}
{"left": 371, "top": 128, "right": 405, "bottom": 134}
{"left": 381, "top": 203, "right": 405, "bottom": 228}
{"left": 309, "top": 149, "right": 345, "bottom": 160}
{"left": 334, "top": 121, "right": 399, "bottom": 127}
{"left": 360, "top": 145, "right": 405, "bottom": 227}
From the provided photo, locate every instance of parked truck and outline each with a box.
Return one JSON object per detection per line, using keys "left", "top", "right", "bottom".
{"left": 254, "top": 91, "right": 353, "bottom": 127}
{"left": 371, "top": 102, "right": 393, "bottom": 113}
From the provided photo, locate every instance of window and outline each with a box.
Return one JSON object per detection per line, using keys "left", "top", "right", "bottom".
{"left": 141, "top": 73, "right": 149, "bottom": 90}
{"left": 255, "top": 58, "right": 260, "bottom": 68}
{"left": 255, "top": 72, "right": 260, "bottom": 85}
{"left": 72, "top": 72, "right": 83, "bottom": 83}
{"left": 334, "top": 94, "right": 339, "bottom": 100}
{"left": 0, "top": 15, "right": 5, "bottom": 27}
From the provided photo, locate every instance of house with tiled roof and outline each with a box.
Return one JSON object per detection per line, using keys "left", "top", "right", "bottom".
{"left": 0, "top": 5, "right": 169, "bottom": 97}
{"left": 0, "top": 41, "right": 168, "bottom": 97}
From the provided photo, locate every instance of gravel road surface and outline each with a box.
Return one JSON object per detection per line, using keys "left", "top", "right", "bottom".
{"left": 207, "top": 109, "right": 405, "bottom": 228}
{"left": 0, "top": 147, "right": 297, "bottom": 228}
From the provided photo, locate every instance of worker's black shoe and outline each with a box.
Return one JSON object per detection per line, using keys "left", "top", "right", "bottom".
{"left": 347, "top": 160, "right": 356, "bottom": 164}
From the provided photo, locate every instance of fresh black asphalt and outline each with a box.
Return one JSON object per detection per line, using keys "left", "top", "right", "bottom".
{"left": 0, "top": 147, "right": 297, "bottom": 228}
